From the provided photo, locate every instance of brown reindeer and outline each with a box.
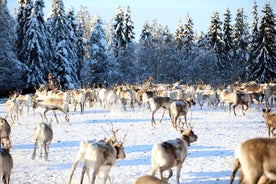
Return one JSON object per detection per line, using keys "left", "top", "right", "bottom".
{"left": 262, "top": 108, "right": 276, "bottom": 138}
{"left": 230, "top": 138, "right": 276, "bottom": 184}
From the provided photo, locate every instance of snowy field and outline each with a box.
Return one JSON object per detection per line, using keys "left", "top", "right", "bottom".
{"left": 0, "top": 98, "right": 269, "bottom": 184}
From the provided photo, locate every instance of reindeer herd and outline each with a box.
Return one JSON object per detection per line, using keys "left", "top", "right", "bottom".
{"left": 0, "top": 78, "right": 276, "bottom": 183}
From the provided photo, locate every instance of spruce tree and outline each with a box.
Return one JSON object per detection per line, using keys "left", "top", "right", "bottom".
{"left": 86, "top": 15, "right": 112, "bottom": 86}
{"left": 182, "top": 14, "right": 194, "bottom": 58}
{"left": 124, "top": 6, "right": 135, "bottom": 45}
{"left": 138, "top": 20, "right": 154, "bottom": 81}
{"left": 47, "top": 0, "right": 79, "bottom": 89}
{"left": 247, "top": 3, "right": 276, "bottom": 82}
{"left": 112, "top": 6, "right": 125, "bottom": 57}
{"left": 175, "top": 20, "right": 184, "bottom": 51}
{"left": 0, "top": 0, "right": 27, "bottom": 94}
{"left": 24, "top": 0, "right": 54, "bottom": 87}
{"left": 232, "top": 8, "right": 250, "bottom": 80}
{"left": 16, "top": 0, "right": 33, "bottom": 64}
{"left": 207, "top": 11, "right": 225, "bottom": 83}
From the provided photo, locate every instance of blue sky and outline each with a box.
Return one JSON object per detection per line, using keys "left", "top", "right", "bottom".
{"left": 7, "top": 0, "right": 274, "bottom": 36}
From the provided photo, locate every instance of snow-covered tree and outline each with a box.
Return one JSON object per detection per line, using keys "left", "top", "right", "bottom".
{"left": 67, "top": 7, "right": 83, "bottom": 83}
{"left": 182, "top": 14, "right": 194, "bottom": 57}
{"left": 16, "top": 0, "right": 33, "bottom": 63}
{"left": 247, "top": 3, "right": 276, "bottom": 82}
{"left": 0, "top": 0, "right": 28, "bottom": 94}
{"left": 222, "top": 8, "right": 234, "bottom": 58}
{"left": 85, "top": 15, "right": 115, "bottom": 86}
{"left": 112, "top": 6, "right": 125, "bottom": 57}
{"left": 76, "top": 5, "right": 93, "bottom": 59}
{"left": 207, "top": 11, "right": 225, "bottom": 83}
{"left": 24, "top": 0, "right": 54, "bottom": 87}
{"left": 47, "top": 0, "right": 79, "bottom": 89}
{"left": 138, "top": 20, "right": 154, "bottom": 81}
{"left": 232, "top": 8, "right": 250, "bottom": 80}
{"left": 175, "top": 20, "right": 184, "bottom": 51}
{"left": 124, "top": 6, "right": 135, "bottom": 44}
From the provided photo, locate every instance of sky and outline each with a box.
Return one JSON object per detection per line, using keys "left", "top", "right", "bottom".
{"left": 7, "top": 0, "right": 275, "bottom": 37}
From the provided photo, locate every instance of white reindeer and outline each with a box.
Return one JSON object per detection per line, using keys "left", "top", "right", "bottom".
{"left": 151, "top": 128, "right": 198, "bottom": 184}
{"left": 67, "top": 128, "right": 127, "bottom": 184}
{"left": 31, "top": 122, "right": 53, "bottom": 161}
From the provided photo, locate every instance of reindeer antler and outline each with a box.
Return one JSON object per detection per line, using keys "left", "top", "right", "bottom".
{"left": 111, "top": 124, "right": 119, "bottom": 141}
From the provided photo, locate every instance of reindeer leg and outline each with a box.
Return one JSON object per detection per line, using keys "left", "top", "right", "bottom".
{"left": 44, "top": 143, "right": 49, "bottom": 161}
{"left": 67, "top": 151, "right": 85, "bottom": 184}
{"left": 44, "top": 108, "right": 49, "bottom": 123}
{"left": 159, "top": 109, "right": 166, "bottom": 124}
{"left": 80, "top": 165, "right": 88, "bottom": 184}
{"left": 31, "top": 142, "right": 37, "bottom": 160}
{"left": 52, "top": 110, "right": 59, "bottom": 124}
{"left": 233, "top": 104, "right": 238, "bottom": 116}
{"left": 102, "top": 166, "right": 112, "bottom": 184}
{"left": 38, "top": 144, "right": 43, "bottom": 159}
{"left": 151, "top": 110, "right": 157, "bottom": 126}
{"left": 91, "top": 167, "right": 100, "bottom": 184}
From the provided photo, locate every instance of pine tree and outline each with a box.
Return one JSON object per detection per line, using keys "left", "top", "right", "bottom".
{"left": 232, "top": 8, "right": 250, "bottom": 80}
{"left": 182, "top": 14, "right": 194, "bottom": 58}
{"left": 76, "top": 5, "right": 93, "bottom": 59}
{"left": 222, "top": 8, "right": 234, "bottom": 58}
{"left": 86, "top": 15, "right": 113, "bottom": 86}
{"left": 24, "top": 0, "right": 54, "bottom": 87}
{"left": 247, "top": 1, "right": 259, "bottom": 81}
{"left": 47, "top": 0, "right": 79, "bottom": 89}
{"left": 175, "top": 20, "right": 184, "bottom": 51}
{"left": 138, "top": 20, "right": 154, "bottom": 81}
{"left": 247, "top": 3, "right": 276, "bottom": 82}
{"left": 16, "top": 0, "right": 33, "bottom": 64}
{"left": 124, "top": 6, "right": 135, "bottom": 45}
{"left": 67, "top": 7, "right": 83, "bottom": 83}
{"left": 207, "top": 11, "right": 225, "bottom": 82}
{"left": 112, "top": 6, "right": 125, "bottom": 57}
{"left": 0, "top": 0, "right": 28, "bottom": 94}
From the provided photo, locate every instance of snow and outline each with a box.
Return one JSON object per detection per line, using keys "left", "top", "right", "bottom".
{"left": 1, "top": 98, "right": 267, "bottom": 184}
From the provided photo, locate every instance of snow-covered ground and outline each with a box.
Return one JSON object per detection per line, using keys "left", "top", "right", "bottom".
{"left": 1, "top": 98, "right": 268, "bottom": 184}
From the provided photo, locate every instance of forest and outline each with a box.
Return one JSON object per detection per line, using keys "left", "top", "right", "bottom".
{"left": 0, "top": 0, "right": 275, "bottom": 97}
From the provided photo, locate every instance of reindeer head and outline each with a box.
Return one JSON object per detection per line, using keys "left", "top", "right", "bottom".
{"left": 262, "top": 108, "right": 272, "bottom": 118}
{"left": 185, "top": 97, "right": 196, "bottom": 107}
{"left": 180, "top": 128, "right": 198, "bottom": 146}
{"left": 102, "top": 126, "right": 127, "bottom": 160}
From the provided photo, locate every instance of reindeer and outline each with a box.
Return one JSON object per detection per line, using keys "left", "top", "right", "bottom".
{"left": 169, "top": 98, "right": 196, "bottom": 129}
{"left": 217, "top": 89, "right": 251, "bottom": 116}
{"left": 0, "top": 148, "right": 13, "bottom": 184}
{"left": 151, "top": 128, "right": 198, "bottom": 184}
{"left": 4, "top": 99, "right": 18, "bottom": 125}
{"left": 31, "top": 121, "right": 53, "bottom": 161}
{"left": 262, "top": 108, "right": 276, "bottom": 138}
{"left": 0, "top": 118, "right": 12, "bottom": 152}
{"left": 72, "top": 89, "right": 85, "bottom": 113}
{"left": 230, "top": 137, "right": 276, "bottom": 184}
{"left": 133, "top": 175, "right": 169, "bottom": 184}
{"left": 149, "top": 97, "right": 175, "bottom": 126}
{"left": 32, "top": 95, "right": 70, "bottom": 124}
{"left": 67, "top": 127, "right": 127, "bottom": 184}
{"left": 115, "top": 85, "right": 136, "bottom": 111}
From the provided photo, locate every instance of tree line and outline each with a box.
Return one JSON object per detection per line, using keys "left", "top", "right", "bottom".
{"left": 0, "top": 0, "right": 275, "bottom": 96}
